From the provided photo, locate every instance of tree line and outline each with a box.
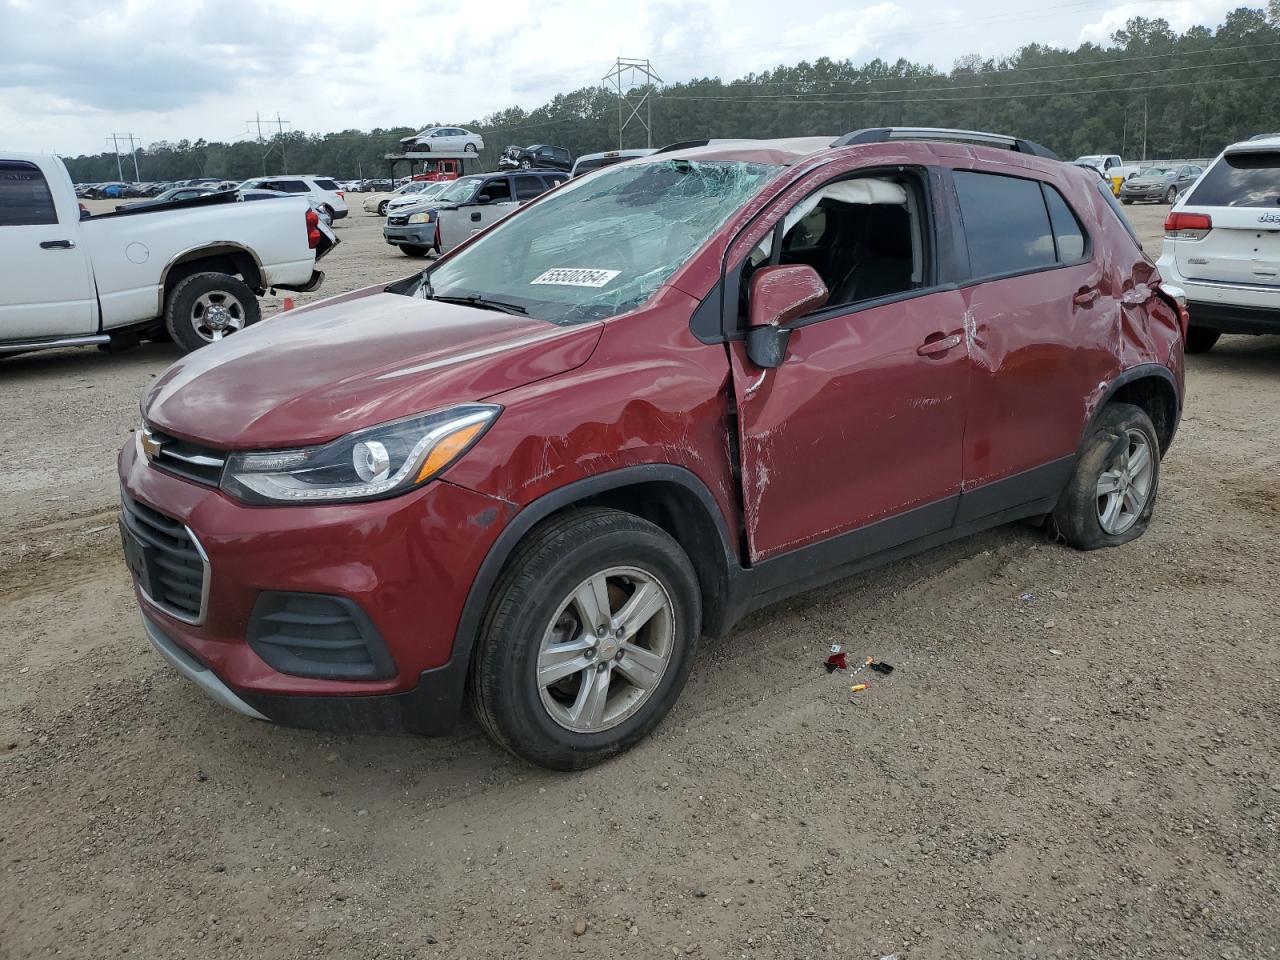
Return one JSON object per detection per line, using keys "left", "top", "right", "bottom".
{"left": 63, "top": 5, "right": 1280, "bottom": 184}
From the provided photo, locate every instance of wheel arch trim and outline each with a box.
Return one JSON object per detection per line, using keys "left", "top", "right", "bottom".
{"left": 1085, "top": 363, "right": 1181, "bottom": 453}
{"left": 156, "top": 242, "right": 266, "bottom": 313}
{"left": 446, "top": 465, "right": 739, "bottom": 694}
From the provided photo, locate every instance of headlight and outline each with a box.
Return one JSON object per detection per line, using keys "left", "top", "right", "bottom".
{"left": 408, "top": 211, "right": 433, "bottom": 224}
{"left": 221, "top": 405, "right": 499, "bottom": 504}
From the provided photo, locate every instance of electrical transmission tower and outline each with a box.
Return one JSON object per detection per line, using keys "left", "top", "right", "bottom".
{"left": 602, "top": 57, "right": 661, "bottom": 149}
{"left": 246, "top": 111, "right": 291, "bottom": 173}
{"left": 106, "top": 133, "right": 142, "bottom": 181}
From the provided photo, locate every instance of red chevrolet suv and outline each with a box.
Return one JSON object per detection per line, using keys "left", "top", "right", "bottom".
{"left": 119, "top": 128, "right": 1187, "bottom": 769}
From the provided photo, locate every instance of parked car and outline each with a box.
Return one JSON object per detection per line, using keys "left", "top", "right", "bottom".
{"left": 240, "top": 188, "right": 334, "bottom": 226}
{"left": 1073, "top": 154, "right": 1140, "bottom": 196}
{"left": 363, "top": 179, "right": 440, "bottom": 216}
{"left": 117, "top": 186, "right": 218, "bottom": 211}
{"left": 384, "top": 180, "right": 451, "bottom": 216}
{"left": 1120, "top": 165, "right": 1203, "bottom": 204}
{"left": 119, "top": 128, "right": 1186, "bottom": 769}
{"left": 1, "top": 152, "right": 337, "bottom": 356}
{"left": 570, "top": 148, "right": 657, "bottom": 178}
{"left": 1155, "top": 134, "right": 1280, "bottom": 354}
{"left": 383, "top": 170, "right": 566, "bottom": 256}
{"left": 403, "top": 126, "right": 484, "bottom": 153}
{"left": 498, "top": 144, "right": 572, "bottom": 172}
{"left": 237, "top": 175, "right": 348, "bottom": 221}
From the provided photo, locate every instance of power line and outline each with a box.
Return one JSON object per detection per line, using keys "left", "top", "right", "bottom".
{"left": 659, "top": 69, "right": 1280, "bottom": 106}
{"left": 660, "top": 55, "right": 1280, "bottom": 101}
{"left": 712, "top": 39, "right": 1280, "bottom": 90}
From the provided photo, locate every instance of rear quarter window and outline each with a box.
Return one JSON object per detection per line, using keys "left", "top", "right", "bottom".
{"left": 0, "top": 161, "right": 58, "bottom": 226}
{"left": 313, "top": 179, "right": 340, "bottom": 191}
{"left": 954, "top": 171, "right": 1055, "bottom": 278}
{"left": 1187, "top": 151, "right": 1280, "bottom": 207}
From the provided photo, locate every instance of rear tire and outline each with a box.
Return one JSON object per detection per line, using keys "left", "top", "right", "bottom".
{"left": 470, "top": 508, "right": 701, "bottom": 770}
{"left": 164, "top": 272, "right": 260, "bottom": 354}
{"left": 1185, "top": 326, "right": 1221, "bottom": 354}
{"left": 465, "top": 143, "right": 478, "bottom": 153}
{"left": 1053, "top": 403, "right": 1160, "bottom": 551}
{"left": 377, "top": 200, "right": 389, "bottom": 216}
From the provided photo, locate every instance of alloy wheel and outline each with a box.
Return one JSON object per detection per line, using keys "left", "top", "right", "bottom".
{"left": 190, "top": 290, "right": 246, "bottom": 343}
{"left": 1095, "top": 429, "right": 1155, "bottom": 535}
{"left": 535, "top": 566, "right": 675, "bottom": 733}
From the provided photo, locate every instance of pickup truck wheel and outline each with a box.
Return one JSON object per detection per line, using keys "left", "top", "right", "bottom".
{"left": 1053, "top": 403, "right": 1159, "bottom": 551}
{"left": 1185, "top": 326, "right": 1221, "bottom": 354}
{"left": 400, "top": 244, "right": 431, "bottom": 257}
{"left": 470, "top": 508, "right": 700, "bottom": 770}
{"left": 164, "top": 272, "right": 260, "bottom": 353}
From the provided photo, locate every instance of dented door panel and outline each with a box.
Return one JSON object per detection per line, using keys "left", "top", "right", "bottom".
{"left": 728, "top": 289, "right": 970, "bottom": 563}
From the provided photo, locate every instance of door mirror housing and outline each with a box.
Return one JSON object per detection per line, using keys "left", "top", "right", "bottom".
{"left": 745, "top": 264, "right": 829, "bottom": 368}
{"left": 475, "top": 194, "right": 492, "bottom": 205}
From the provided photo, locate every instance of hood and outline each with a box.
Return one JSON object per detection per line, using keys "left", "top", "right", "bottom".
{"left": 144, "top": 290, "right": 603, "bottom": 449}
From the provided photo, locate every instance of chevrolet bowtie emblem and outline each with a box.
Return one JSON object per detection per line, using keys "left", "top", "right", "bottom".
{"left": 140, "top": 430, "right": 162, "bottom": 461}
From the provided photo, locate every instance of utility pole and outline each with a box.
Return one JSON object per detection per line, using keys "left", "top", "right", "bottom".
{"left": 106, "top": 133, "right": 124, "bottom": 181}
{"left": 125, "top": 133, "right": 142, "bottom": 181}
{"left": 1142, "top": 96, "right": 1148, "bottom": 162}
{"left": 273, "top": 112, "right": 291, "bottom": 173}
{"left": 602, "top": 57, "right": 661, "bottom": 149}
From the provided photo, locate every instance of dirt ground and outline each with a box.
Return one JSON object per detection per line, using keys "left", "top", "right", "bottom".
{"left": 1, "top": 200, "right": 1277, "bottom": 960}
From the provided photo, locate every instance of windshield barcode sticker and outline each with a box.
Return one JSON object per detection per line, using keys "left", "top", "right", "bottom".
{"left": 530, "top": 268, "right": 621, "bottom": 288}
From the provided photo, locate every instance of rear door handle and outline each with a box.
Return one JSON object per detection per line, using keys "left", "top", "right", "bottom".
{"left": 1073, "top": 286, "right": 1100, "bottom": 306}
{"left": 40, "top": 239, "right": 76, "bottom": 250}
{"left": 916, "top": 333, "right": 963, "bottom": 357}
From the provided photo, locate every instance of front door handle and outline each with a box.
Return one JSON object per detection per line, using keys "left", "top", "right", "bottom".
{"left": 916, "top": 332, "right": 963, "bottom": 357}
{"left": 470, "top": 212, "right": 482, "bottom": 222}
{"left": 1073, "top": 286, "right": 1100, "bottom": 306}
{"left": 40, "top": 239, "right": 76, "bottom": 250}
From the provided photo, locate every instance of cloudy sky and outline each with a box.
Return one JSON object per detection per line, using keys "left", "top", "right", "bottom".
{"left": 0, "top": 0, "right": 1248, "bottom": 156}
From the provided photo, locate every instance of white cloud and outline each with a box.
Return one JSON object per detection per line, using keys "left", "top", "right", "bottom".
{"left": 0, "top": 0, "right": 1257, "bottom": 155}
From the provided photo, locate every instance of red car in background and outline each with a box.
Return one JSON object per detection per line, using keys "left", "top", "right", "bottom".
{"left": 119, "top": 128, "right": 1186, "bottom": 769}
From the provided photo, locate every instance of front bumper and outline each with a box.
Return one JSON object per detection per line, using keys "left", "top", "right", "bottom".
{"left": 384, "top": 223, "right": 436, "bottom": 247}
{"left": 1120, "top": 185, "right": 1168, "bottom": 201}
{"left": 118, "top": 437, "right": 514, "bottom": 733}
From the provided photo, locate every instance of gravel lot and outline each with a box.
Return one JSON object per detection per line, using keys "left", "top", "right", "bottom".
{"left": 2, "top": 200, "right": 1278, "bottom": 960}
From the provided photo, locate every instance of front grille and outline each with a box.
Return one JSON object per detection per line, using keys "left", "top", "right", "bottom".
{"left": 120, "top": 494, "right": 209, "bottom": 623}
{"left": 144, "top": 428, "right": 226, "bottom": 487}
{"left": 248, "top": 592, "right": 395, "bottom": 680}
{"left": 387, "top": 214, "right": 409, "bottom": 226}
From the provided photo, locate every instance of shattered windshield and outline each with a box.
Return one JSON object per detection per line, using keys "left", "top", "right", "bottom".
{"left": 420, "top": 159, "right": 782, "bottom": 324}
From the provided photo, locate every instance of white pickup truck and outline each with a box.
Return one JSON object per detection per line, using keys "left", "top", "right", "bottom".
{"left": 1, "top": 152, "right": 337, "bottom": 355}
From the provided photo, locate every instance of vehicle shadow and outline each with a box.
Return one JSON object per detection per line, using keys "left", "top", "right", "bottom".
{"left": 0, "top": 341, "right": 179, "bottom": 381}
{"left": 1188, "top": 333, "right": 1280, "bottom": 374}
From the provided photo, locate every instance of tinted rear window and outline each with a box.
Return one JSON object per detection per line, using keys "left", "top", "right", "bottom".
{"left": 954, "top": 171, "right": 1055, "bottom": 278}
{"left": 313, "top": 179, "right": 340, "bottom": 191}
{"left": 0, "top": 160, "right": 57, "bottom": 226}
{"left": 1187, "top": 151, "right": 1280, "bottom": 208}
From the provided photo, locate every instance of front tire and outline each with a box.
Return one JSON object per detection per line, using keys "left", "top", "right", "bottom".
{"left": 1185, "top": 326, "right": 1221, "bottom": 354}
{"left": 1053, "top": 403, "right": 1160, "bottom": 551}
{"left": 1165, "top": 186, "right": 1178, "bottom": 204}
{"left": 163, "top": 272, "right": 260, "bottom": 354}
{"left": 518, "top": 158, "right": 532, "bottom": 170}
{"left": 470, "top": 508, "right": 701, "bottom": 770}
{"left": 400, "top": 244, "right": 431, "bottom": 257}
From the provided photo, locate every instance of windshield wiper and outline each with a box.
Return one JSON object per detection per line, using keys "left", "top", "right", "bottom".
{"left": 430, "top": 294, "right": 528, "bottom": 316}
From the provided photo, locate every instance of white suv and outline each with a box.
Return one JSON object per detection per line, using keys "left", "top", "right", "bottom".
{"left": 238, "top": 175, "right": 349, "bottom": 221}
{"left": 1156, "top": 135, "right": 1280, "bottom": 353}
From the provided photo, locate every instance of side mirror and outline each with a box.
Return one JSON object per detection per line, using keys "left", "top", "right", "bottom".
{"left": 475, "top": 194, "right": 492, "bottom": 205}
{"left": 745, "top": 264, "right": 829, "bottom": 368}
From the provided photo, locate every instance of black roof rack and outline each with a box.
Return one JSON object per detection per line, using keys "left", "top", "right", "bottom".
{"left": 832, "top": 127, "right": 1059, "bottom": 160}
